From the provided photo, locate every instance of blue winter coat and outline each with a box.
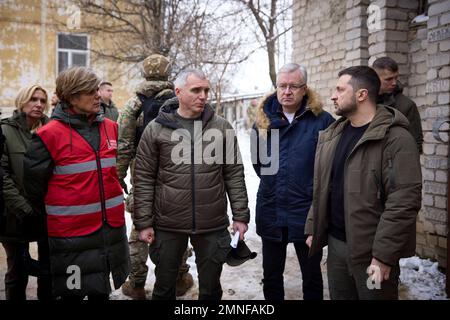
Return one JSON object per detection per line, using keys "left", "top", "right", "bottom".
{"left": 252, "top": 89, "right": 335, "bottom": 242}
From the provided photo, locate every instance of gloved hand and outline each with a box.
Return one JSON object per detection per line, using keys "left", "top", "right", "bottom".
{"left": 119, "top": 179, "right": 129, "bottom": 194}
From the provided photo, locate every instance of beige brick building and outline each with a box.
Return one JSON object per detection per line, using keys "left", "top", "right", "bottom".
{"left": 292, "top": 0, "right": 450, "bottom": 270}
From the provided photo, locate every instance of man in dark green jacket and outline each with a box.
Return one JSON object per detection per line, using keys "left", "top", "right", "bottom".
{"left": 117, "top": 54, "right": 194, "bottom": 299}
{"left": 133, "top": 68, "right": 250, "bottom": 300}
{"left": 306, "top": 66, "right": 422, "bottom": 300}
{"left": 99, "top": 81, "right": 119, "bottom": 122}
{"left": 373, "top": 57, "right": 423, "bottom": 153}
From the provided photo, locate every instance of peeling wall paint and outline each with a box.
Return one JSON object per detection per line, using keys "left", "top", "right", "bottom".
{"left": 0, "top": 0, "right": 143, "bottom": 117}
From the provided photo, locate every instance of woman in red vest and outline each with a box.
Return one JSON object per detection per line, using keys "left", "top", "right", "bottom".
{"left": 23, "top": 67, "right": 130, "bottom": 300}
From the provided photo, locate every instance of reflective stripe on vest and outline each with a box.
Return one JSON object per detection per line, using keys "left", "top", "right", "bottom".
{"left": 37, "top": 119, "right": 125, "bottom": 237}
{"left": 53, "top": 157, "right": 116, "bottom": 175}
{"left": 46, "top": 194, "right": 124, "bottom": 216}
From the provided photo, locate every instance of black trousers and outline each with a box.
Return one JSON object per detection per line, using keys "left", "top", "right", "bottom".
{"left": 262, "top": 228, "right": 323, "bottom": 300}
{"left": 2, "top": 240, "right": 52, "bottom": 300}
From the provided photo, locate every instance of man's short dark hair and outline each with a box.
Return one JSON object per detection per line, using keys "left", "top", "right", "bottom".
{"left": 338, "top": 66, "right": 381, "bottom": 103}
{"left": 372, "top": 57, "right": 399, "bottom": 72}
{"left": 99, "top": 81, "right": 112, "bottom": 88}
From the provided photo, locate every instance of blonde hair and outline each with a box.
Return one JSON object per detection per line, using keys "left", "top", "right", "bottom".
{"left": 56, "top": 66, "right": 101, "bottom": 103}
{"left": 14, "top": 85, "right": 50, "bottom": 132}
{"left": 15, "top": 85, "right": 50, "bottom": 114}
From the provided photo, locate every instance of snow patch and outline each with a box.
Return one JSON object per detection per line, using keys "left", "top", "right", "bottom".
{"left": 399, "top": 256, "right": 448, "bottom": 300}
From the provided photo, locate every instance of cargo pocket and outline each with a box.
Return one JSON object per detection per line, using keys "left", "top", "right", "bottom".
{"left": 211, "top": 231, "right": 232, "bottom": 264}
{"left": 148, "top": 239, "right": 162, "bottom": 265}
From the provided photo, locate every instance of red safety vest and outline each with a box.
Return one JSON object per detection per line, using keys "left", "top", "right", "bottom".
{"left": 37, "top": 119, "right": 125, "bottom": 237}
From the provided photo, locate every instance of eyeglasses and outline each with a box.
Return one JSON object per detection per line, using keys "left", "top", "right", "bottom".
{"left": 277, "top": 83, "right": 306, "bottom": 92}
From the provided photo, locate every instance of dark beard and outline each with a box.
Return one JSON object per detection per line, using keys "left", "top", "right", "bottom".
{"left": 335, "top": 96, "right": 357, "bottom": 117}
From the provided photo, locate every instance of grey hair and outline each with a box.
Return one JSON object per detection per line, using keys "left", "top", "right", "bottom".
{"left": 174, "top": 68, "right": 207, "bottom": 89}
{"left": 277, "top": 63, "right": 308, "bottom": 84}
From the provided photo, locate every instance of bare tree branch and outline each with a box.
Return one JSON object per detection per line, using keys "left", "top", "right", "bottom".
{"left": 233, "top": 0, "right": 292, "bottom": 87}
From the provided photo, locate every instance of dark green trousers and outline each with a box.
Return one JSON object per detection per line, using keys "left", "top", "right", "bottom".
{"left": 327, "top": 235, "right": 400, "bottom": 300}
{"left": 150, "top": 228, "right": 230, "bottom": 300}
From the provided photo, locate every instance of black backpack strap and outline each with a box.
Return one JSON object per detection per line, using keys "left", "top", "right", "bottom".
{"left": 134, "top": 90, "right": 175, "bottom": 146}
{"left": 142, "top": 90, "right": 175, "bottom": 127}
{"left": 135, "top": 93, "right": 147, "bottom": 120}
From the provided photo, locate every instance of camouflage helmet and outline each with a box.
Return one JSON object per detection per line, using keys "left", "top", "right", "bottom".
{"left": 141, "top": 54, "right": 171, "bottom": 80}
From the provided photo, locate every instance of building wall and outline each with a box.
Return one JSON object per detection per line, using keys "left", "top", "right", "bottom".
{"left": 419, "top": 0, "right": 450, "bottom": 268}
{"left": 292, "top": 0, "right": 347, "bottom": 112}
{"left": 292, "top": 0, "right": 450, "bottom": 268}
{"left": 0, "top": 0, "right": 142, "bottom": 117}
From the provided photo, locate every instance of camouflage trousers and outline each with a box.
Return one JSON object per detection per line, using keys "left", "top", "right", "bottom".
{"left": 126, "top": 192, "right": 192, "bottom": 288}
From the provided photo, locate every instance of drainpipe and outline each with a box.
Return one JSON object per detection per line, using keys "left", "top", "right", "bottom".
{"left": 433, "top": 119, "right": 450, "bottom": 297}
{"left": 447, "top": 165, "right": 450, "bottom": 297}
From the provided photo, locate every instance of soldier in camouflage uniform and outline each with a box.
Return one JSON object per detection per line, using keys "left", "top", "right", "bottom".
{"left": 117, "top": 54, "right": 193, "bottom": 300}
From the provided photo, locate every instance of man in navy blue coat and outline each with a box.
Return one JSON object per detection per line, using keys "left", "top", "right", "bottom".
{"left": 252, "top": 63, "right": 335, "bottom": 300}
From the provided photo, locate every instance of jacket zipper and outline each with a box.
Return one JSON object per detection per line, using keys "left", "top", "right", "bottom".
{"left": 96, "top": 147, "right": 110, "bottom": 291}
{"left": 73, "top": 124, "right": 108, "bottom": 223}
{"left": 73, "top": 121, "right": 110, "bottom": 290}
{"left": 294, "top": 108, "right": 309, "bottom": 120}
{"left": 190, "top": 138, "right": 196, "bottom": 233}
{"left": 342, "top": 136, "right": 382, "bottom": 269}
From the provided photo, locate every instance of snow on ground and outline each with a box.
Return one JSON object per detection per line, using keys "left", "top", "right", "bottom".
{"left": 399, "top": 256, "right": 448, "bottom": 300}
{"left": 0, "top": 130, "right": 447, "bottom": 300}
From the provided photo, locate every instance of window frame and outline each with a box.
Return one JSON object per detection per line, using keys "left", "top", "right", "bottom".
{"left": 56, "top": 32, "right": 90, "bottom": 74}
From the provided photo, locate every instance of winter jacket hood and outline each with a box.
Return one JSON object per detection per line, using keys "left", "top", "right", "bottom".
{"left": 377, "top": 81, "right": 405, "bottom": 105}
{"left": 377, "top": 81, "right": 423, "bottom": 153}
{"left": 324, "top": 104, "right": 410, "bottom": 143}
{"left": 2, "top": 110, "right": 49, "bottom": 131}
{"left": 51, "top": 102, "right": 110, "bottom": 151}
{"left": 155, "top": 96, "right": 215, "bottom": 129}
{"left": 52, "top": 102, "right": 105, "bottom": 127}
{"left": 255, "top": 88, "right": 324, "bottom": 131}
